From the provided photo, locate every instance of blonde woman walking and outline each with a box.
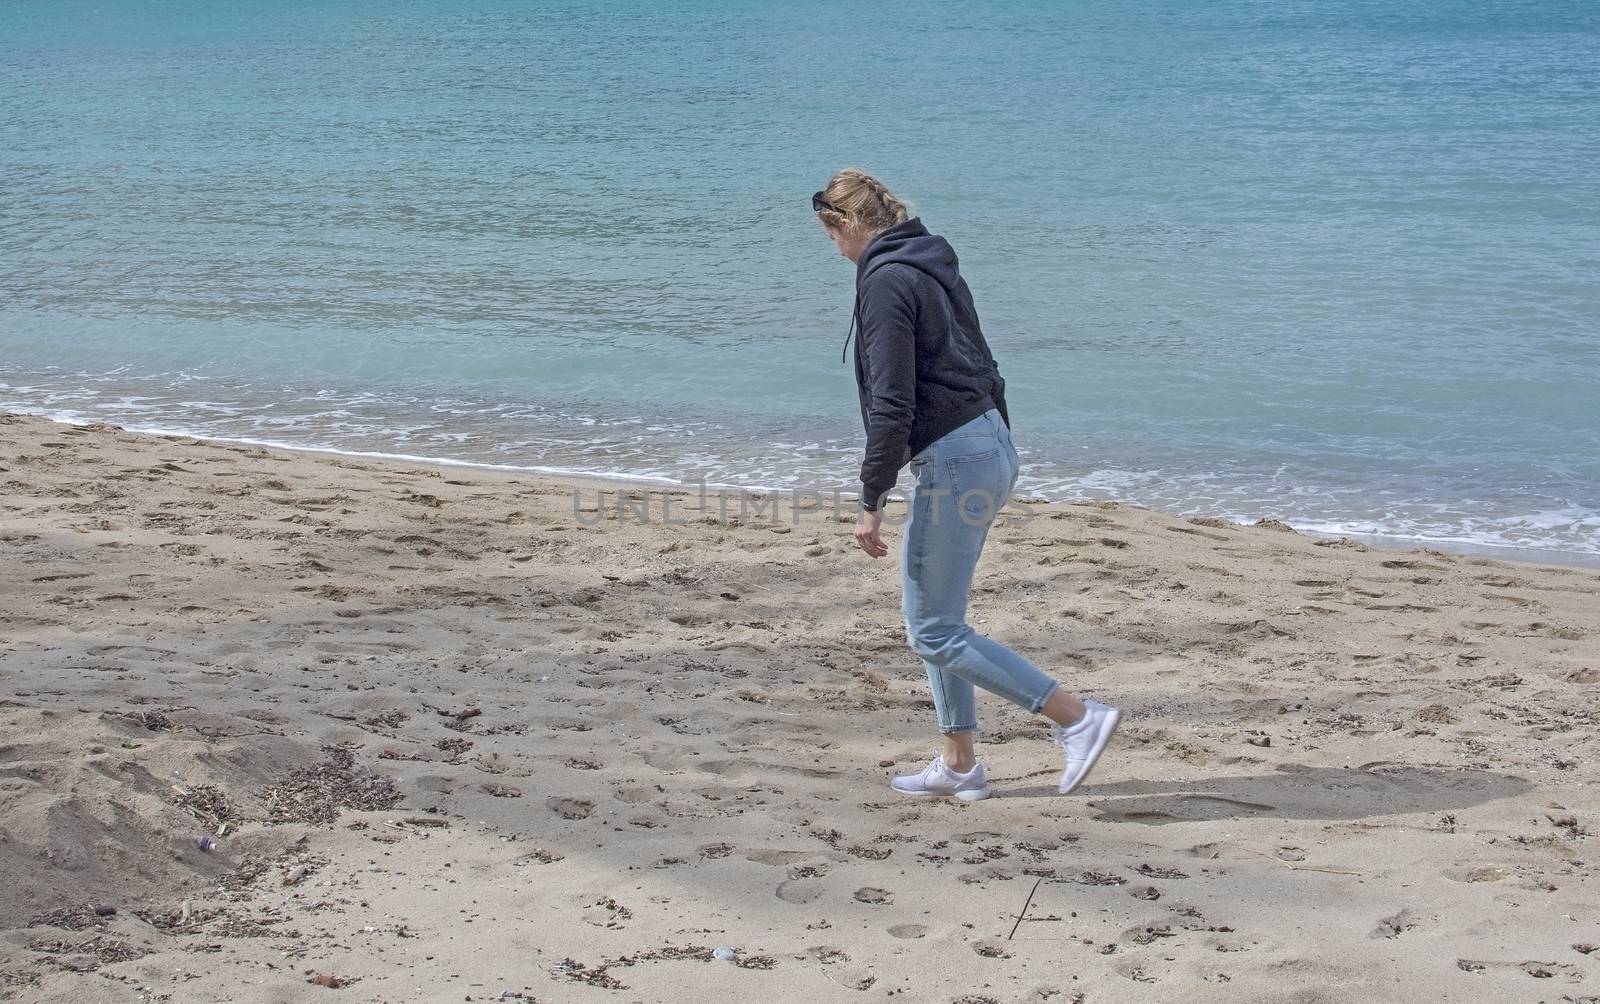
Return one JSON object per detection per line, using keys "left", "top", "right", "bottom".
{"left": 814, "top": 168, "right": 1119, "bottom": 800}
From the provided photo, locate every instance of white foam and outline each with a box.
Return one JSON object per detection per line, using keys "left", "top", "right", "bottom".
{"left": 4, "top": 386, "right": 1597, "bottom": 565}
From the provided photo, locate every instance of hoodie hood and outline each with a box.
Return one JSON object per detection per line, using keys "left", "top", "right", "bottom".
{"left": 838, "top": 217, "right": 961, "bottom": 364}
{"left": 855, "top": 217, "right": 961, "bottom": 293}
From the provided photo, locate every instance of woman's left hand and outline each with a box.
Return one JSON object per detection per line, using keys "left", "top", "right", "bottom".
{"left": 854, "top": 508, "right": 888, "bottom": 558}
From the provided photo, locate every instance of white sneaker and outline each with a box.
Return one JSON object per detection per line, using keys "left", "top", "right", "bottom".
{"left": 1056, "top": 699, "right": 1120, "bottom": 794}
{"left": 889, "top": 755, "right": 992, "bottom": 801}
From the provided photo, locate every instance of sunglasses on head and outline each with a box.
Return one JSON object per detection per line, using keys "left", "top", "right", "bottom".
{"left": 812, "top": 191, "right": 844, "bottom": 215}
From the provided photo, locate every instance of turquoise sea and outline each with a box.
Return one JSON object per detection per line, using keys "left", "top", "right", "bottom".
{"left": 3, "top": 1, "right": 1597, "bottom": 561}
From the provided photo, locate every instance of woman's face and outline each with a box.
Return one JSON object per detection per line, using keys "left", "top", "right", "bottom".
{"left": 825, "top": 223, "right": 872, "bottom": 264}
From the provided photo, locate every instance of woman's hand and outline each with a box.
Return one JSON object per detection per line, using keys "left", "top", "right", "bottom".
{"left": 854, "top": 507, "right": 889, "bottom": 558}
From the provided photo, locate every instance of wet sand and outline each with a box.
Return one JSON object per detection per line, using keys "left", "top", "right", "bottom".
{"left": 1, "top": 411, "right": 1596, "bottom": 1002}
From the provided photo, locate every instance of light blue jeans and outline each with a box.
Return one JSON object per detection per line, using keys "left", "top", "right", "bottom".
{"left": 901, "top": 407, "right": 1059, "bottom": 734}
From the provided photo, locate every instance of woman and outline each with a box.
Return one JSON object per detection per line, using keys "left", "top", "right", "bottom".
{"left": 814, "top": 167, "right": 1119, "bottom": 801}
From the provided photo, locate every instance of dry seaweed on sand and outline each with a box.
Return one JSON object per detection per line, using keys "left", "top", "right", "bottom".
{"left": 553, "top": 957, "right": 627, "bottom": 989}
{"left": 171, "top": 783, "right": 241, "bottom": 826}
{"left": 26, "top": 905, "right": 108, "bottom": 932}
{"left": 306, "top": 971, "right": 357, "bottom": 988}
{"left": 609, "top": 944, "right": 717, "bottom": 964}
{"left": 28, "top": 935, "right": 147, "bottom": 970}
{"left": 113, "top": 708, "right": 178, "bottom": 732}
{"left": 259, "top": 745, "right": 401, "bottom": 824}
{"left": 0, "top": 969, "right": 42, "bottom": 991}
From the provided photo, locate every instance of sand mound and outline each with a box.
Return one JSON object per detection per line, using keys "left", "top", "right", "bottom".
{"left": 0, "top": 707, "right": 341, "bottom": 926}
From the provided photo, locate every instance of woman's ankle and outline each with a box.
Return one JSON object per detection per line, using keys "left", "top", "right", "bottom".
{"left": 1042, "top": 688, "right": 1087, "bottom": 728}
{"left": 941, "top": 733, "right": 978, "bottom": 773}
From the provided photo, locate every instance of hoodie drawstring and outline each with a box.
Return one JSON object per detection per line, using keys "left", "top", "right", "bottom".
{"left": 840, "top": 305, "right": 858, "bottom": 364}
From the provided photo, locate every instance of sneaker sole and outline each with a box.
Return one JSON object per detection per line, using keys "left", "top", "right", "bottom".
{"left": 891, "top": 785, "right": 993, "bottom": 801}
{"left": 1058, "top": 707, "right": 1120, "bottom": 795}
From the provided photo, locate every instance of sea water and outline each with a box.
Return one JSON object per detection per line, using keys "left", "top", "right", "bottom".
{"left": 3, "top": 0, "right": 1597, "bottom": 560}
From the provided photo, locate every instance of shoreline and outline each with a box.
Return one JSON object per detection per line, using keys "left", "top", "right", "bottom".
{"left": 2, "top": 409, "right": 1596, "bottom": 1001}
{"left": 9, "top": 408, "right": 1597, "bottom": 571}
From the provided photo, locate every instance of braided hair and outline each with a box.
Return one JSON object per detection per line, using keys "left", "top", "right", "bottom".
{"left": 815, "top": 167, "right": 911, "bottom": 234}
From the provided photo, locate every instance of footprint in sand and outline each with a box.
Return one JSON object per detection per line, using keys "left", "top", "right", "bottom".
{"left": 887, "top": 924, "right": 927, "bottom": 939}
{"left": 1099, "top": 806, "right": 1181, "bottom": 823}
{"left": 546, "top": 796, "right": 594, "bottom": 820}
{"left": 1442, "top": 865, "right": 1509, "bottom": 884}
{"left": 1369, "top": 909, "right": 1419, "bottom": 940}
{"left": 581, "top": 896, "right": 633, "bottom": 929}
{"left": 746, "top": 849, "right": 824, "bottom": 866}
{"left": 776, "top": 879, "right": 823, "bottom": 904}
{"left": 853, "top": 887, "right": 892, "bottom": 905}
{"left": 803, "top": 946, "right": 850, "bottom": 964}
{"left": 1456, "top": 958, "right": 1582, "bottom": 982}
{"left": 1382, "top": 558, "right": 1448, "bottom": 571}
{"left": 1168, "top": 525, "right": 1230, "bottom": 541}
{"left": 1490, "top": 593, "right": 1543, "bottom": 609}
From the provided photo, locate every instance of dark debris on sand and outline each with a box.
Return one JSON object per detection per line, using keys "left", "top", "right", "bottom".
{"left": 0, "top": 968, "right": 42, "bottom": 992}
{"left": 612, "top": 945, "right": 716, "bottom": 964}
{"left": 553, "top": 958, "right": 627, "bottom": 990}
{"left": 143, "top": 901, "right": 302, "bottom": 940}
{"left": 139, "top": 904, "right": 224, "bottom": 931}
{"left": 116, "top": 709, "right": 178, "bottom": 732}
{"left": 26, "top": 905, "right": 108, "bottom": 932}
{"left": 28, "top": 935, "right": 147, "bottom": 971}
{"left": 259, "top": 745, "right": 400, "bottom": 824}
{"left": 361, "top": 709, "right": 411, "bottom": 729}
{"left": 172, "top": 783, "right": 241, "bottom": 826}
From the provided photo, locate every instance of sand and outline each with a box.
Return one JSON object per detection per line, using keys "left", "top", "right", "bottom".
{"left": 0, "top": 409, "right": 1595, "bottom": 1003}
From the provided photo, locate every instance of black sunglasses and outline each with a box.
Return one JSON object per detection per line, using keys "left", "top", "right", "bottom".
{"left": 811, "top": 191, "right": 844, "bottom": 215}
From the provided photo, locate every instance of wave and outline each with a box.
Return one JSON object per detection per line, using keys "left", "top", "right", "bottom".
{"left": 5, "top": 378, "right": 1596, "bottom": 567}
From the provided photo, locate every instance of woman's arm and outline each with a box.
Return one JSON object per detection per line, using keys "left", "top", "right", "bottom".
{"left": 857, "top": 266, "right": 918, "bottom": 511}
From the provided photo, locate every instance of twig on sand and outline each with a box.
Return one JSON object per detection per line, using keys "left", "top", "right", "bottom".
{"left": 1238, "top": 846, "right": 1362, "bottom": 876}
{"left": 1007, "top": 877, "right": 1044, "bottom": 940}
{"left": 161, "top": 920, "right": 210, "bottom": 934}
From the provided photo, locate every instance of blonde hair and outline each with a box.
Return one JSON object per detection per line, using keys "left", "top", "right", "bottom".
{"left": 815, "top": 167, "right": 910, "bottom": 234}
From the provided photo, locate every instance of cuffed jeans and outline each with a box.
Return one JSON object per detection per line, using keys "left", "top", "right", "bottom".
{"left": 901, "top": 407, "right": 1059, "bottom": 733}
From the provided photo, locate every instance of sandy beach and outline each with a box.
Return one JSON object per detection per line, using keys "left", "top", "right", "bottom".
{"left": 1, "top": 409, "right": 1595, "bottom": 1002}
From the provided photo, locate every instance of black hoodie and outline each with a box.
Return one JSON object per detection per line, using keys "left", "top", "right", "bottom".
{"left": 849, "top": 217, "right": 1009, "bottom": 511}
